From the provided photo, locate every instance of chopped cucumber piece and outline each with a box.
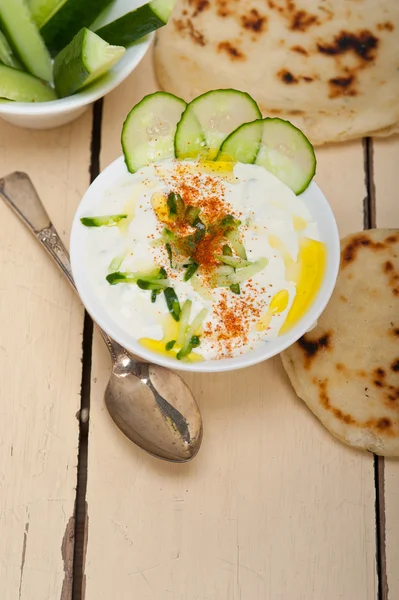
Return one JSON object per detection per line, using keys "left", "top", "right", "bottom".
{"left": 29, "top": 0, "right": 64, "bottom": 28}
{"left": 0, "top": 29, "right": 21, "bottom": 68}
{"left": 95, "top": 0, "right": 176, "bottom": 47}
{"left": 217, "top": 119, "right": 262, "bottom": 163}
{"left": 40, "top": 0, "right": 114, "bottom": 56}
{"left": 108, "top": 252, "right": 126, "bottom": 272}
{"left": 219, "top": 118, "right": 316, "bottom": 194}
{"left": 80, "top": 213, "right": 127, "bottom": 227}
{"left": 225, "top": 229, "right": 247, "bottom": 260}
{"left": 215, "top": 254, "right": 251, "bottom": 268}
{"left": 0, "top": 0, "right": 52, "bottom": 81}
{"left": 53, "top": 28, "right": 125, "bottom": 98}
{"left": 175, "top": 89, "right": 261, "bottom": 160}
{"left": 177, "top": 307, "right": 207, "bottom": 359}
{"left": 122, "top": 91, "right": 186, "bottom": 173}
{"left": 106, "top": 271, "right": 139, "bottom": 285}
{"left": 0, "top": 64, "right": 56, "bottom": 102}
{"left": 177, "top": 299, "right": 192, "bottom": 346}
{"left": 232, "top": 257, "right": 268, "bottom": 284}
{"left": 212, "top": 257, "right": 268, "bottom": 287}
{"left": 106, "top": 267, "right": 165, "bottom": 286}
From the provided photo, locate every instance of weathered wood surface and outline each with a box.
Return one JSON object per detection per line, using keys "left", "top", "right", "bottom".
{"left": 0, "top": 112, "right": 92, "bottom": 600}
{"left": 373, "top": 135, "right": 399, "bottom": 600}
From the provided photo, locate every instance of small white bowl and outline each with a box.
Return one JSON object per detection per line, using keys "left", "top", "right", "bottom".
{"left": 0, "top": 11, "right": 152, "bottom": 129}
{"left": 70, "top": 156, "right": 340, "bottom": 373}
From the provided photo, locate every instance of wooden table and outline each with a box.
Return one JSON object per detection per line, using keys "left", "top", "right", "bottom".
{"left": 0, "top": 47, "right": 398, "bottom": 600}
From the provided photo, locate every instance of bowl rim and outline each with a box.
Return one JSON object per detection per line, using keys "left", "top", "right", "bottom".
{"left": 0, "top": 34, "right": 153, "bottom": 115}
{"left": 70, "top": 155, "right": 341, "bottom": 373}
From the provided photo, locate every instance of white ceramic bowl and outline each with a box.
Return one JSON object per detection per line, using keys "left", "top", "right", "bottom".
{"left": 0, "top": 1, "right": 152, "bottom": 129}
{"left": 70, "top": 156, "right": 340, "bottom": 373}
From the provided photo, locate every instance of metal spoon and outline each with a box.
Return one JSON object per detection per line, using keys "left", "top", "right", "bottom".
{"left": 0, "top": 172, "right": 203, "bottom": 462}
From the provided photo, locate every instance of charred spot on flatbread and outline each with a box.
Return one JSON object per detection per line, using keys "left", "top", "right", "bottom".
{"left": 392, "top": 359, "right": 399, "bottom": 373}
{"left": 241, "top": 9, "right": 268, "bottom": 33}
{"left": 217, "top": 41, "right": 246, "bottom": 60}
{"left": 297, "top": 332, "right": 332, "bottom": 369}
{"left": 341, "top": 232, "right": 389, "bottom": 267}
{"left": 316, "top": 29, "right": 379, "bottom": 61}
{"left": 173, "top": 17, "right": 206, "bottom": 46}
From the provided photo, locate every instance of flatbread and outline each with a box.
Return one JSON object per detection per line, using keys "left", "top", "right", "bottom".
{"left": 281, "top": 229, "right": 399, "bottom": 456}
{"left": 154, "top": 0, "right": 399, "bottom": 145}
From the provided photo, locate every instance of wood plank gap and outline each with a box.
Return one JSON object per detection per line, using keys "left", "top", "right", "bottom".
{"left": 374, "top": 456, "right": 388, "bottom": 600}
{"left": 72, "top": 99, "right": 104, "bottom": 600}
{"left": 364, "top": 136, "right": 388, "bottom": 600}
{"left": 363, "top": 137, "right": 376, "bottom": 229}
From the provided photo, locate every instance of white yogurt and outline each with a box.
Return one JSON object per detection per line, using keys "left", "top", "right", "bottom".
{"left": 83, "top": 159, "right": 321, "bottom": 360}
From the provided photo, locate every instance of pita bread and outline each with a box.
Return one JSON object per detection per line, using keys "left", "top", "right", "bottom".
{"left": 281, "top": 229, "right": 399, "bottom": 457}
{"left": 154, "top": 0, "right": 399, "bottom": 145}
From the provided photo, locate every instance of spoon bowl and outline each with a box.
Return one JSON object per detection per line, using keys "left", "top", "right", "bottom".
{"left": 0, "top": 171, "right": 203, "bottom": 462}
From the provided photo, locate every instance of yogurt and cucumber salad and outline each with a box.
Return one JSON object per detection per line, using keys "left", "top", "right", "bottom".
{"left": 0, "top": 0, "right": 174, "bottom": 102}
{"left": 79, "top": 89, "right": 326, "bottom": 363}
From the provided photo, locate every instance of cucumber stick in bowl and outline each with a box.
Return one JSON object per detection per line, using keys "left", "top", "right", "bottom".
{"left": 0, "top": 0, "right": 52, "bottom": 81}
{"left": 0, "top": 64, "right": 56, "bottom": 101}
{"left": 0, "top": 29, "right": 20, "bottom": 68}
{"left": 29, "top": 0, "right": 64, "bottom": 28}
{"left": 40, "top": 0, "right": 114, "bottom": 56}
{"left": 54, "top": 28, "right": 125, "bottom": 98}
{"left": 175, "top": 89, "right": 261, "bottom": 160}
{"left": 95, "top": 0, "right": 176, "bottom": 47}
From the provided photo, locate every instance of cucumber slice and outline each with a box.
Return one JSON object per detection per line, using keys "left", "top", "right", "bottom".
{"left": 28, "top": 0, "right": 65, "bottom": 29}
{"left": 0, "top": 0, "right": 52, "bottom": 81}
{"left": 122, "top": 91, "right": 187, "bottom": 173}
{"left": 175, "top": 89, "right": 261, "bottom": 160}
{"left": 53, "top": 28, "right": 125, "bottom": 98}
{"left": 0, "top": 29, "right": 20, "bottom": 69}
{"left": 174, "top": 108, "right": 206, "bottom": 159}
{"left": 255, "top": 118, "right": 316, "bottom": 195}
{"left": 0, "top": 64, "right": 57, "bottom": 102}
{"left": 218, "top": 118, "right": 316, "bottom": 194}
{"left": 217, "top": 120, "right": 262, "bottom": 164}
{"left": 40, "top": 0, "right": 114, "bottom": 56}
{"left": 95, "top": 0, "right": 176, "bottom": 47}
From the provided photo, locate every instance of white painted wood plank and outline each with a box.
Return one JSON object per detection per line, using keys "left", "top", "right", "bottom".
{"left": 84, "top": 48, "right": 377, "bottom": 600}
{"left": 373, "top": 134, "right": 399, "bottom": 600}
{"left": 0, "top": 112, "right": 92, "bottom": 600}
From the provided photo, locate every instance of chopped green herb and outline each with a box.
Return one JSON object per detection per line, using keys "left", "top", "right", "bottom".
{"left": 185, "top": 205, "right": 201, "bottom": 225}
{"left": 137, "top": 278, "right": 169, "bottom": 291}
{"left": 190, "top": 335, "right": 200, "bottom": 348}
{"left": 222, "top": 244, "right": 232, "bottom": 256}
{"left": 151, "top": 290, "right": 159, "bottom": 303}
{"left": 80, "top": 214, "right": 127, "bottom": 227}
{"left": 167, "top": 192, "right": 185, "bottom": 219}
{"left": 165, "top": 340, "right": 176, "bottom": 351}
{"left": 165, "top": 243, "right": 173, "bottom": 267}
{"left": 184, "top": 262, "right": 199, "bottom": 282}
{"left": 230, "top": 283, "right": 241, "bottom": 295}
{"left": 164, "top": 287, "right": 181, "bottom": 321}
